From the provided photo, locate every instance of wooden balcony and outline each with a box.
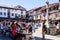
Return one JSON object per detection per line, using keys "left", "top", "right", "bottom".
{"left": 49, "top": 10, "right": 59, "bottom": 13}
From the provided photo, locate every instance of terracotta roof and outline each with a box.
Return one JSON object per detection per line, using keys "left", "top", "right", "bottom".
{"left": 32, "top": 2, "right": 59, "bottom": 11}
{"left": 41, "top": 2, "right": 59, "bottom": 10}
{"left": 29, "top": 7, "right": 37, "bottom": 11}
{"left": 0, "top": 5, "right": 26, "bottom": 11}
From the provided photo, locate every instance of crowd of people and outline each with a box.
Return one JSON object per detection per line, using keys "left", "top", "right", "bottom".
{"left": 42, "top": 20, "right": 60, "bottom": 35}
{"left": 0, "top": 21, "right": 33, "bottom": 40}
{"left": 0, "top": 20, "right": 59, "bottom": 40}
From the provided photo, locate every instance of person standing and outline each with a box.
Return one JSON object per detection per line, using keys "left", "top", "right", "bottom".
{"left": 28, "top": 24, "right": 32, "bottom": 33}
{"left": 11, "top": 22, "right": 16, "bottom": 40}
{"left": 0, "top": 22, "right": 3, "bottom": 33}
{"left": 42, "top": 21, "right": 47, "bottom": 40}
{"left": 16, "top": 23, "right": 22, "bottom": 40}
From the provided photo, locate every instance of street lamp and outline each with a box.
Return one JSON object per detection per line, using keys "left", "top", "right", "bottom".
{"left": 46, "top": 0, "right": 49, "bottom": 34}
{"left": 42, "top": 0, "right": 49, "bottom": 39}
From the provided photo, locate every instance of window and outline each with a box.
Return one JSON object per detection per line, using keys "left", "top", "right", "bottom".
{"left": 4, "top": 8, "right": 6, "bottom": 10}
{"left": 0, "top": 12, "right": 2, "bottom": 15}
{"left": 49, "top": 8, "right": 51, "bottom": 11}
{"left": 15, "top": 14, "right": 17, "bottom": 16}
{"left": 4, "top": 12, "right": 6, "bottom": 15}
{"left": 18, "top": 15, "right": 20, "bottom": 17}
{"left": 51, "top": 8, "right": 53, "bottom": 10}
{"left": 36, "top": 10, "right": 38, "bottom": 13}
{"left": 21, "top": 11, "right": 23, "bottom": 14}
{"left": 56, "top": 6, "right": 58, "bottom": 10}
{"left": 53, "top": 7, "right": 55, "bottom": 10}
{"left": 52, "top": 6, "right": 58, "bottom": 10}
{"left": 12, "top": 13, "right": 14, "bottom": 16}
{"left": 38, "top": 15, "right": 40, "bottom": 19}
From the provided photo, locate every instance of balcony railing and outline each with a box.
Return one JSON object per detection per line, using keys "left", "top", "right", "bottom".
{"left": 49, "top": 10, "right": 59, "bottom": 13}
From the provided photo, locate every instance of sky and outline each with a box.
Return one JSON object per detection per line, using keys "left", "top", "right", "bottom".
{"left": 0, "top": 0, "right": 58, "bottom": 10}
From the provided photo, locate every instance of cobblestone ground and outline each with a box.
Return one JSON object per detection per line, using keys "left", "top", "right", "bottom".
{"left": 0, "top": 27, "right": 60, "bottom": 40}
{"left": 0, "top": 34, "right": 11, "bottom": 40}
{"left": 0, "top": 37, "right": 11, "bottom": 40}
{"left": 32, "top": 27, "right": 60, "bottom": 40}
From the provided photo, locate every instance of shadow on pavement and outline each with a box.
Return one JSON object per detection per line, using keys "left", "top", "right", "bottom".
{"left": 35, "top": 37, "right": 53, "bottom": 40}
{"left": 0, "top": 37, "right": 11, "bottom": 40}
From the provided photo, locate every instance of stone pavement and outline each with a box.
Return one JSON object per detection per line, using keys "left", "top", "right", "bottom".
{"left": 32, "top": 27, "right": 60, "bottom": 40}
{"left": 45, "top": 34, "right": 60, "bottom": 40}
{"left": 0, "top": 27, "right": 60, "bottom": 40}
{"left": 0, "top": 34, "right": 11, "bottom": 40}
{"left": 0, "top": 37, "right": 11, "bottom": 40}
{"left": 56, "top": 35, "right": 60, "bottom": 37}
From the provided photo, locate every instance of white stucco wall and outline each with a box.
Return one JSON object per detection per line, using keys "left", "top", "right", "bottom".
{"left": 0, "top": 8, "right": 8, "bottom": 18}
{"left": 0, "top": 7, "right": 26, "bottom": 18}
{"left": 10, "top": 9, "right": 22, "bottom": 18}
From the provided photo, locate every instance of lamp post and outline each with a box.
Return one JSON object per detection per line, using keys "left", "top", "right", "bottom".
{"left": 42, "top": 0, "right": 49, "bottom": 40}
{"left": 46, "top": 0, "right": 49, "bottom": 34}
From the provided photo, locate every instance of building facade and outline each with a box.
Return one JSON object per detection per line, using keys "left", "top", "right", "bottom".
{"left": 28, "top": 2, "right": 60, "bottom": 34}
{"left": 28, "top": 2, "right": 59, "bottom": 23}
{"left": 0, "top": 5, "right": 26, "bottom": 22}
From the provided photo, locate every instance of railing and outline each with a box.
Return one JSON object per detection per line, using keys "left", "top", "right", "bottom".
{"left": 49, "top": 10, "right": 59, "bottom": 13}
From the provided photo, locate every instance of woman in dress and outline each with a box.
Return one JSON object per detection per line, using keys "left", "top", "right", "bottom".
{"left": 11, "top": 22, "right": 16, "bottom": 40}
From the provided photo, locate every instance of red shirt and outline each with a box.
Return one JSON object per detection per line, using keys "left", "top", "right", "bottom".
{"left": 11, "top": 25, "right": 16, "bottom": 36}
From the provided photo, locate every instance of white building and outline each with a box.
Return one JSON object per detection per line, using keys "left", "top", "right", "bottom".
{"left": 0, "top": 5, "right": 26, "bottom": 21}
{"left": 0, "top": 7, "right": 8, "bottom": 18}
